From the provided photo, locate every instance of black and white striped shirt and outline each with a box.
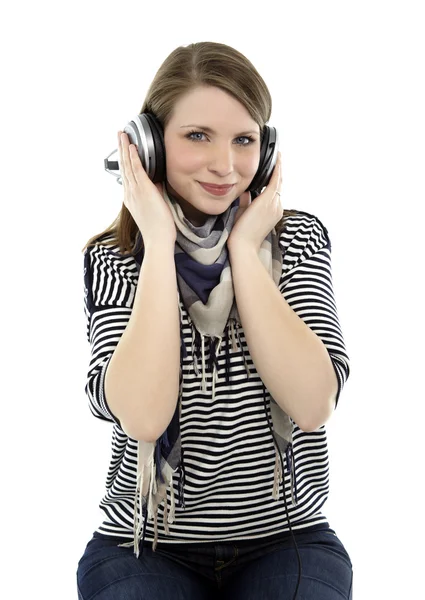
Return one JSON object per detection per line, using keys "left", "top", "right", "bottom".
{"left": 83, "top": 210, "right": 350, "bottom": 545}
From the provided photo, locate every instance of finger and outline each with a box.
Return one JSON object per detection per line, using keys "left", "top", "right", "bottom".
{"left": 272, "top": 154, "right": 282, "bottom": 206}
{"left": 268, "top": 153, "right": 280, "bottom": 189}
{"left": 117, "top": 131, "right": 128, "bottom": 188}
{"left": 276, "top": 153, "right": 282, "bottom": 186}
{"left": 271, "top": 154, "right": 281, "bottom": 193}
{"left": 120, "top": 132, "right": 137, "bottom": 188}
{"left": 277, "top": 154, "right": 283, "bottom": 209}
{"left": 128, "top": 142, "right": 147, "bottom": 187}
{"left": 275, "top": 152, "right": 281, "bottom": 178}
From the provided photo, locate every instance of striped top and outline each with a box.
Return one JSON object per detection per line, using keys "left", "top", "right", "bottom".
{"left": 82, "top": 209, "right": 350, "bottom": 545}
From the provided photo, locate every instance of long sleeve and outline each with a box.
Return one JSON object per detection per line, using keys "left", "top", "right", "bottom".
{"left": 278, "top": 211, "right": 350, "bottom": 409}
{"left": 83, "top": 239, "right": 139, "bottom": 429}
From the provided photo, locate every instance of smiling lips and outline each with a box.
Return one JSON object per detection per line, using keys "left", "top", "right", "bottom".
{"left": 199, "top": 182, "right": 235, "bottom": 188}
{"left": 198, "top": 182, "right": 235, "bottom": 196}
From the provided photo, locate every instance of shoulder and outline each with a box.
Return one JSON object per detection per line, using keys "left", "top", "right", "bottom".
{"left": 84, "top": 232, "right": 139, "bottom": 274}
{"left": 83, "top": 233, "right": 140, "bottom": 310}
{"left": 278, "top": 209, "right": 332, "bottom": 270}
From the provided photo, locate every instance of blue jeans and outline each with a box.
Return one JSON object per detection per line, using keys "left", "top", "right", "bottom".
{"left": 76, "top": 527, "right": 353, "bottom": 599}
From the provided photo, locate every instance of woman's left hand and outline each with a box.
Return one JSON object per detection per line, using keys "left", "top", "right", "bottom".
{"left": 227, "top": 152, "right": 283, "bottom": 253}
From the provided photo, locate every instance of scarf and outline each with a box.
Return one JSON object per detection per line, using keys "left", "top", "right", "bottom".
{"left": 118, "top": 185, "right": 297, "bottom": 557}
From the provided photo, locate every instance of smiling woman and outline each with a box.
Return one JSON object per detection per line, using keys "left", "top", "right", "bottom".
{"left": 78, "top": 41, "right": 353, "bottom": 600}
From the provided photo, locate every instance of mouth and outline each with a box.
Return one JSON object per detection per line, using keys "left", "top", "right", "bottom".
{"left": 198, "top": 182, "right": 235, "bottom": 196}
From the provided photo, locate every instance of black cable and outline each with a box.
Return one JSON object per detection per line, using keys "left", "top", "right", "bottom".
{"left": 264, "top": 391, "right": 302, "bottom": 600}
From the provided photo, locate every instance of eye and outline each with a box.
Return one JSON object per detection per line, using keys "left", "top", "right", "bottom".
{"left": 185, "top": 130, "right": 255, "bottom": 146}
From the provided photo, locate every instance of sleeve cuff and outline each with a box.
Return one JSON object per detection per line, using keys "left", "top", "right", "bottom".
{"left": 330, "top": 356, "right": 345, "bottom": 409}
{"left": 99, "top": 355, "right": 123, "bottom": 429}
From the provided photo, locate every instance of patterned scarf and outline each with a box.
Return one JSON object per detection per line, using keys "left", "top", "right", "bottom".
{"left": 118, "top": 185, "right": 297, "bottom": 557}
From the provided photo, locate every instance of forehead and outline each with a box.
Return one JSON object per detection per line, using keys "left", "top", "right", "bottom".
{"left": 169, "top": 86, "right": 260, "bottom": 134}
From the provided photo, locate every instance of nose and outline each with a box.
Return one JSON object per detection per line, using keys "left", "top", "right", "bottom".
{"left": 207, "top": 147, "right": 235, "bottom": 177}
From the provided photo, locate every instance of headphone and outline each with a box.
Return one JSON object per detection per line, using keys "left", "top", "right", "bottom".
{"left": 104, "top": 112, "right": 279, "bottom": 198}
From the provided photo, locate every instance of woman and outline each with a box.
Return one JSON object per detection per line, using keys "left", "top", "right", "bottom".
{"left": 76, "top": 41, "right": 353, "bottom": 600}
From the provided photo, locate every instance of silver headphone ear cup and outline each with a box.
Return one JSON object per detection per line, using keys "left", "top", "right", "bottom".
{"left": 143, "top": 113, "right": 166, "bottom": 183}
{"left": 121, "top": 115, "right": 157, "bottom": 180}
{"left": 103, "top": 113, "right": 165, "bottom": 185}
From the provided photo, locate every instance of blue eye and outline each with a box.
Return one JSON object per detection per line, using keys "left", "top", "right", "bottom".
{"left": 185, "top": 130, "right": 255, "bottom": 146}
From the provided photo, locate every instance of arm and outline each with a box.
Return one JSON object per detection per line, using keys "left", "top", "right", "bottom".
{"left": 228, "top": 217, "right": 349, "bottom": 432}
{"left": 84, "top": 242, "right": 181, "bottom": 442}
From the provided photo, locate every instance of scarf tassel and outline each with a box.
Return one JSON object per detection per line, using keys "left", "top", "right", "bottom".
{"left": 271, "top": 440, "right": 298, "bottom": 508}
{"left": 233, "top": 320, "right": 251, "bottom": 378}
{"left": 155, "top": 432, "right": 168, "bottom": 485}
{"left": 272, "top": 451, "right": 283, "bottom": 500}
{"left": 117, "top": 454, "right": 147, "bottom": 557}
{"left": 262, "top": 382, "right": 298, "bottom": 509}
{"left": 177, "top": 445, "right": 186, "bottom": 509}
{"left": 179, "top": 299, "right": 188, "bottom": 360}
{"left": 285, "top": 442, "right": 298, "bottom": 506}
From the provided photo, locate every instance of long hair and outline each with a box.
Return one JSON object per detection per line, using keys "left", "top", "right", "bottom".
{"left": 82, "top": 41, "right": 298, "bottom": 255}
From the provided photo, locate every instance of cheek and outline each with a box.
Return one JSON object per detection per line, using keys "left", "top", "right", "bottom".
{"left": 166, "top": 143, "right": 203, "bottom": 174}
{"left": 248, "top": 154, "right": 261, "bottom": 175}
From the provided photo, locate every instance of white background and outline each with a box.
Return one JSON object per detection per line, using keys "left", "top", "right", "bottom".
{"left": 2, "top": 1, "right": 424, "bottom": 598}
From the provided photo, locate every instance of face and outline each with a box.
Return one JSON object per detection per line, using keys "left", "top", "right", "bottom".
{"left": 163, "top": 85, "right": 261, "bottom": 226}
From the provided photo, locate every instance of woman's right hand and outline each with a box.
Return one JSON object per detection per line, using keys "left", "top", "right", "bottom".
{"left": 117, "top": 131, "right": 177, "bottom": 250}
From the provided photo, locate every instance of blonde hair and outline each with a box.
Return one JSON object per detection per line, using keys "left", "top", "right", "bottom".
{"left": 82, "top": 41, "right": 298, "bottom": 255}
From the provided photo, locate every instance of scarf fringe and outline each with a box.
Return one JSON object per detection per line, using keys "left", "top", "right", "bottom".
{"left": 198, "top": 334, "right": 224, "bottom": 398}
{"left": 233, "top": 321, "right": 251, "bottom": 378}
{"left": 272, "top": 452, "right": 283, "bottom": 499}
{"left": 285, "top": 441, "right": 298, "bottom": 506}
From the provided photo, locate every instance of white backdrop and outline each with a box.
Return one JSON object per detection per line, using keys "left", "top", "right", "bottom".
{"left": 2, "top": 1, "right": 424, "bottom": 598}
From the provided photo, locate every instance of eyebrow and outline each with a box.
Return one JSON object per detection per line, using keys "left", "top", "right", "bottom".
{"left": 180, "top": 125, "right": 260, "bottom": 136}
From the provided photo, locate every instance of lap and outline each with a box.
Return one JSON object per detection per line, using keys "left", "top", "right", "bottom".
{"left": 76, "top": 535, "right": 217, "bottom": 600}
{"left": 76, "top": 529, "right": 353, "bottom": 600}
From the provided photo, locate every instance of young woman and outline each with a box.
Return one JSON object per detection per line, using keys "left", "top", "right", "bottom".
{"left": 76, "top": 41, "right": 353, "bottom": 600}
